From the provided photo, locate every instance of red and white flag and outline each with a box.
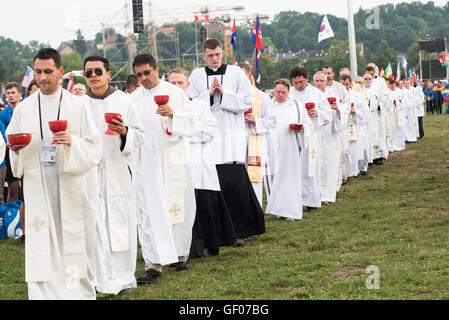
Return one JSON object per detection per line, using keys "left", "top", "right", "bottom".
{"left": 21, "top": 66, "right": 34, "bottom": 88}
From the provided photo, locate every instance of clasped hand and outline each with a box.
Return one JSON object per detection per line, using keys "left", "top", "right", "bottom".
{"left": 209, "top": 77, "right": 223, "bottom": 96}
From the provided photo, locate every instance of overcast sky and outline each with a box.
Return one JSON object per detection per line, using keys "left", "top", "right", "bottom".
{"left": 1, "top": 0, "right": 447, "bottom": 47}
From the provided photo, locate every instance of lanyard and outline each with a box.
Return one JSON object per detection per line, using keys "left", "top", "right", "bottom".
{"left": 38, "top": 90, "right": 63, "bottom": 140}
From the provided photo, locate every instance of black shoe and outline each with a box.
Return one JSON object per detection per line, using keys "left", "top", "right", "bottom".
{"left": 307, "top": 206, "right": 318, "bottom": 212}
{"left": 233, "top": 239, "right": 244, "bottom": 247}
{"left": 360, "top": 171, "right": 367, "bottom": 176}
{"left": 175, "top": 260, "right": 190, "bottom": 271}
{"left": 137, "top": 269, "right": 161, "bottom": 285}
{"left": 118, "top": 288, "right": 132, "bottom": 295}
{"left": 20, "top": 235, "right": 25, "bottom": 244}
{"left": 207, "top": 248, "right": 219, "bottom": 256}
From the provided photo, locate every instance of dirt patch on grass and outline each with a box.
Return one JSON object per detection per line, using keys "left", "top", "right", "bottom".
{"left": 329, "top": 267, "right": 365, "bottom": 280}
{"left": 340, "top": 252, "right": 360, "bottom": 257}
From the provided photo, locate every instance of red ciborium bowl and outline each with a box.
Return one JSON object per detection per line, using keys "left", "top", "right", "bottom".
{"left": 305, "top": 102, "right": 315, "bottom": 110}
{"left": 49, "top": 120, "right": 68, "bottom": 144}
{"left": 289, "top": 123, "right": 303, "bottom": 131}
{"left": 244, "top": 107, "right": 253, "bottom": 123}
{"left": 104, "top": 113, "right": 121, "bottom": 136}
{"left": 7, "top": 133, "right": 31, "bottom": 146}
{"left": 154, "top": 95, "right": 169, "bottom": 106}
{"left": 327, "top": 97, "right": 337, "bottom": 104}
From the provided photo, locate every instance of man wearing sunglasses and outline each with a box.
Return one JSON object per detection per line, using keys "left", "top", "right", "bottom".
{"left": 130, "top": 53, "right": 197, "bottom": 285}
{"left": 81, "top": 56, "right": 145, "bottom": 296}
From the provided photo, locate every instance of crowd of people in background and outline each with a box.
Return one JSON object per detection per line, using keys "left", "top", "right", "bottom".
{"left": 0, "top": 37, "right": 443, "bottom": 300}
{"left": 422, "top": 79, "right": 449, "bottom": 115}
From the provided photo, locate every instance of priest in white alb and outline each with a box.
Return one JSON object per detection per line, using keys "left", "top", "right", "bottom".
{"left": 322, "top": 65, "right": 351, "bottom": 191}
{"left": 265, "top": 79, "right": 312, "bottom": 221}
{"left": 389, "top": 80, "right": 406, "bottom": 152}
{"left": 130, "top": 54, "right": 197, "bottom": 284}
{"left": 289, "top": 66, "right": 331, "bottom": 212}
{"left": 402, "top": 78, "right": 418, "bottom": 143}
{"left": 81, "top": 56, "right": 145, "bottom": 295}
{"left": 315, "top": 71, "right": 347, "bottom": 203}
{"left": 340, "top": 74, "right": 370, "bottom": 180}
{"left": 7, "top": 48, "right": 102, "bottom": 300}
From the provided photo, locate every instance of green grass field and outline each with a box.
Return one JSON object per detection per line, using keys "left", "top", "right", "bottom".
{"left": 1, "top": 114, "right": 448, "bottom": 300}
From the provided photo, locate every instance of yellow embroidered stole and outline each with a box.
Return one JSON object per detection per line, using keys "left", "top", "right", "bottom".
{"left": 248, "top": 87, "right": 262, "bottom": 183}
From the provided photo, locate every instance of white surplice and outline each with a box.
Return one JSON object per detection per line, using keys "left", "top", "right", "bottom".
{"left": 265, "top": 97, "right": 311, "bottom": 219}
{"left": 327, "top": 81, "right": 350, "bottom": 191}
{"left": 347, "top": 89, "right": 370, "bottom": 178}
{"left": 82, "top": 89, "right": 145, "bottom": 295}
{"left": 360, "top": 86, "right": 379, "bottom": 169}
{"left": 390, "top": 89, "right": 406, "bottom": 151}
{"left": 321, "top": 88, "right": 347, "bottom": 202}
{"left": 130, "top": 81, "right": 197, "bottom": 266}
{"left": 7, "top": 88, "right": 102, "bottom": 300}
{"left": 188, "top": 97, "right": 220, "bottom": 191}
{"left": 187, "top": 64, "right": 253, "bottom": 164}
{"left": 290, "top": 84, "right": 331, "bottom": 208}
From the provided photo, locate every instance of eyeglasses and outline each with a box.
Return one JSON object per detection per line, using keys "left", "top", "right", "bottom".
{"left": 84, "top": 68, "right": 104, "bottom": 78}
{"left": 136, "top": 69, "right": 155, "bottom": 77}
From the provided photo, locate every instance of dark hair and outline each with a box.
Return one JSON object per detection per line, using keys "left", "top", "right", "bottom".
{"left": 388, "top": 79, "right": 396, "bottom": 85}
{"left": 202, "top": 38, "right": 222, "bottom": 52}
{"left": 366, "top": 66, "right": 375, "bottom": 72}
{"left": 34, "top": 48, "right": 62, "bottom": 68}
{"left": 289, "top": 66, "right": 308, "bottom": 80}
{"left": 84, "top": 56, "right": 110, "bottom": 71}
{"left": 339, "top": 74, "right": 352, "bottom": 82}
{"left": 322, "top": 65, "right": 333, "bottom": 71}
{"left": 132, "top": 54, "right": 158, "bottom": 70}
{"left": 125, "top": 74, "right": 139, "bottom": 89}
{"left": 26, "top": 80, "right": 39, "bottom": 97}
{"left": 5, "top": 82, "right": 22, "bottom": 92}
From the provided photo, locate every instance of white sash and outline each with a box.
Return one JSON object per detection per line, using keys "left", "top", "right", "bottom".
{"left": 140, "top": 90, "right": 186, "bottom": 225}
{"left": 306, "top": 87, "right": 319, "bottom": 177}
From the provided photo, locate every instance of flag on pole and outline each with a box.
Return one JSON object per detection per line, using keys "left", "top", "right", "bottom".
{"left": 318, "top": 15, "right": 334, "bottom": 43}
{"left": 254, "top": 17, "right": 264, "bottom": 75}
{"left": 384, "top": 62, "right": 393, "bottom": 79}
{"left": 256, "top": 74, "right": 261, "bottom": 85}
{"left": 231, "top": 19, "right": 237, "bottom": 50}
{"left": 378, "top": 67, "right": 385, "bottom": 78}
{"left": 21, "top": 66, "right": 34, "bottom": 88}
{"left": 251, "top": 15, "right": 260, "bottom": 44}
{"left": 395, "top": 63, "right": 401, "bottom": 81}
{"left": 412, "top": 68, "right": 417, "bottom": 83}
{"left": 231, "top": 19, "right": 237, "bottom": 65}
{"left": 401, "top": 56, "right": 408, "bottom": 73}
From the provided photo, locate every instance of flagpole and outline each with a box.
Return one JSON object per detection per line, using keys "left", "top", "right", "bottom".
{"left": 347, "top": 0, "right": 358, "bottom": 79}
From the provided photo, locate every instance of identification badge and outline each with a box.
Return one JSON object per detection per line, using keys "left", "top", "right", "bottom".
{"left": 41, "top": 145, "right": 57, "bottom": 166}
{"left": 211, "top": 104, "right": 224, "bottom": 117}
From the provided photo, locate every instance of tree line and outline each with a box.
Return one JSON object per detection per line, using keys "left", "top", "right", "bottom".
{"left": 1, "top": 1, "right": 448, "bottom": 90}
